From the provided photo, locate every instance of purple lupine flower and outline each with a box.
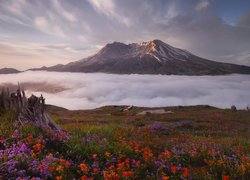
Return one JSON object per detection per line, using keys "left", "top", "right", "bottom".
{"left": 149, "top": 123, "right": 169, "bottom": 134}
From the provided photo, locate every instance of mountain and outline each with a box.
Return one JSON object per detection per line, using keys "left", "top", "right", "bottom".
{"left": 0, "top": 68, "right": 20, "bottom": 74}
{"left": 42, "top": 39, "right": 250, "bottom": 75}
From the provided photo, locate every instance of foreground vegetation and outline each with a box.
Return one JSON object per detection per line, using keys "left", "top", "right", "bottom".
{"left": 0, "top": 105, "right": 250, "bottom": 179}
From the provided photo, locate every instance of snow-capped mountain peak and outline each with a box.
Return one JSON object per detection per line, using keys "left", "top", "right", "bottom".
{"left": 40, "top": 39, "right": 250, "bottom": 75}
{"left": 129, "top": 39, "right": 190, "bottom": 62}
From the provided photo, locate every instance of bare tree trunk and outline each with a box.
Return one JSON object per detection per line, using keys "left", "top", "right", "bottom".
{"left": 0, "top": 86, "right": 60, "bottom": 131}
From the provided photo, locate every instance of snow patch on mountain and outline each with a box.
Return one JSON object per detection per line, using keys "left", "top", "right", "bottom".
{"left": 125, "top": 40, "right": 190, "bottom": 62}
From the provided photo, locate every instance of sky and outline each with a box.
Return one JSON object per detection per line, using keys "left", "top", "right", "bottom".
{"left": 0, "top": 0, "right": 250, "bottom": 70}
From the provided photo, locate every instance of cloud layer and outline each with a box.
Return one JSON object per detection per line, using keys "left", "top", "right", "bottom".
{"left": 0, "top": 71, "right": 249, "bottom": 110}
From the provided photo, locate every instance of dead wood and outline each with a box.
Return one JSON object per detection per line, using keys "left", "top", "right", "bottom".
{"left": 0, "top": 85, "right": 60, "bottom": 130}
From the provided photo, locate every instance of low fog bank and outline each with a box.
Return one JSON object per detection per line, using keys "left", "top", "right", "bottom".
{"left": 0, "top": 71, "right": 249, "bottom": 110}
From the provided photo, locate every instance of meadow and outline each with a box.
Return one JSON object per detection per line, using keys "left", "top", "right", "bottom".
{"left": 0, "top": 105, "right": 250, "bottom": 179}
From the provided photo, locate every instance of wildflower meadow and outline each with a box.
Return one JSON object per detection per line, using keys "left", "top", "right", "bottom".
{"left": 0, "top": 106, "right": 250, "bottom": 179}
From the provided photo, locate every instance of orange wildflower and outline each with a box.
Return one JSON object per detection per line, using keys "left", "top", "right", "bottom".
{"left": 104, "top": 151, "right": 111, "bottom": 157}
{"left": 64, "top": 161, "right": 71, "bottom": 168}
{"left": 48, "top": 165, "right": 55, "bottom": 172}
{"left": 80, "top": 163, "right": 89, "bottom": 173}
{"left": 162, "top": 176, "right": 169, "bottom": 180}
{"left": 59, "top": 158, "right": 65, "bottom": 163}
{"left": 32, "top": 143, "right": 43, "bottom": 151}
{"left": 92, "top": 153, "right": 98, "bottom": 159}
{"left": 31, "top": 152, "right": 37, "bottom": 157}
{"left": 117, "top": 162, "right": 125, "bottom": 171}
{"left": 217, "top": 160, "right": 224, "bottom": 165}
{"left": 134, "top": 143, "right": 140, "bottom": 153}
{"left": 163, "top": 150, "right": 171, "bottom": 157}
{"left": 93, "top": 167, "right": 99, "bottom": 174}
{"left": 136, "top": 160, "right": 141, "bottom": 167}
{"left": 223, "top": 176, "right": 230, "bottom": 180}
{"left": 56, "top": 176, "right": 63, "bottom": 180}
{"left": 122, "top": 171, "right": 134, "bottom": 177}
{"left": 56, "top": 165, "right": 64, "bottom": 172}
{"left": 108, "top": 164, "right": 115, "bottom": 170}
{"left": 142, "top": 147, "right": 154, "bottom": 162}
{"left": 37, "top": 138, "right": 43, "bottom": 144}
{"left": 59, "top": 132, "right": 66, "bottom": 137}
{"left": 38, "top": 163, "right": 45, "bottom": 171}
{"left": 118, "top": 153, "right": 125, "bottom": 158}
{"left": 104, "top": 171, "right": 120, "bottom": 180}
{"left": 182, "top": 168, "right": 189, "bottom": 177}
{"left": 171, "top": 166, "right": 177, "bottom": 173}
{"left": 125, "top": 158, "right": 130, "bottom": 167}
{"left": 81, "top": 175, "right": 88, "bottom": 180}
{"left": 27, "top": 135, "right": 34, "bottom": 143}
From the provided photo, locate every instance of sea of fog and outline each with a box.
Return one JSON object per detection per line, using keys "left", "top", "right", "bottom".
{"left": 0, "top": 71, "right": 249, "bottom": 110}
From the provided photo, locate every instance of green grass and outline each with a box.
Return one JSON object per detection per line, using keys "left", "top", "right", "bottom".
{"left": 0, "top": 111, "right": 16, "bottom": 136}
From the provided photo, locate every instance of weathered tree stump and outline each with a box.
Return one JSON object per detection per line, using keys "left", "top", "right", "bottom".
{"left": 0, "top": 86, "right": 60, "bottom": 130}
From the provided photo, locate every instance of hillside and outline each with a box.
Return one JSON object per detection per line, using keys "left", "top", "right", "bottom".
{"left": 0, "top": 68, "right": 20, "bottom": 74}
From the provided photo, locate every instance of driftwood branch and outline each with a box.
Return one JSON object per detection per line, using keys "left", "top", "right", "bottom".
{"left": 0, "top": 86, "right": 60, "bottom": 130}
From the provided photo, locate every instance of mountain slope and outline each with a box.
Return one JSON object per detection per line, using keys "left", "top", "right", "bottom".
{"left": 0, "top": 68, "right": 20, "bottom": 74}
{"left": 45, "top": 39, "right": 250, "bottom": 75}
